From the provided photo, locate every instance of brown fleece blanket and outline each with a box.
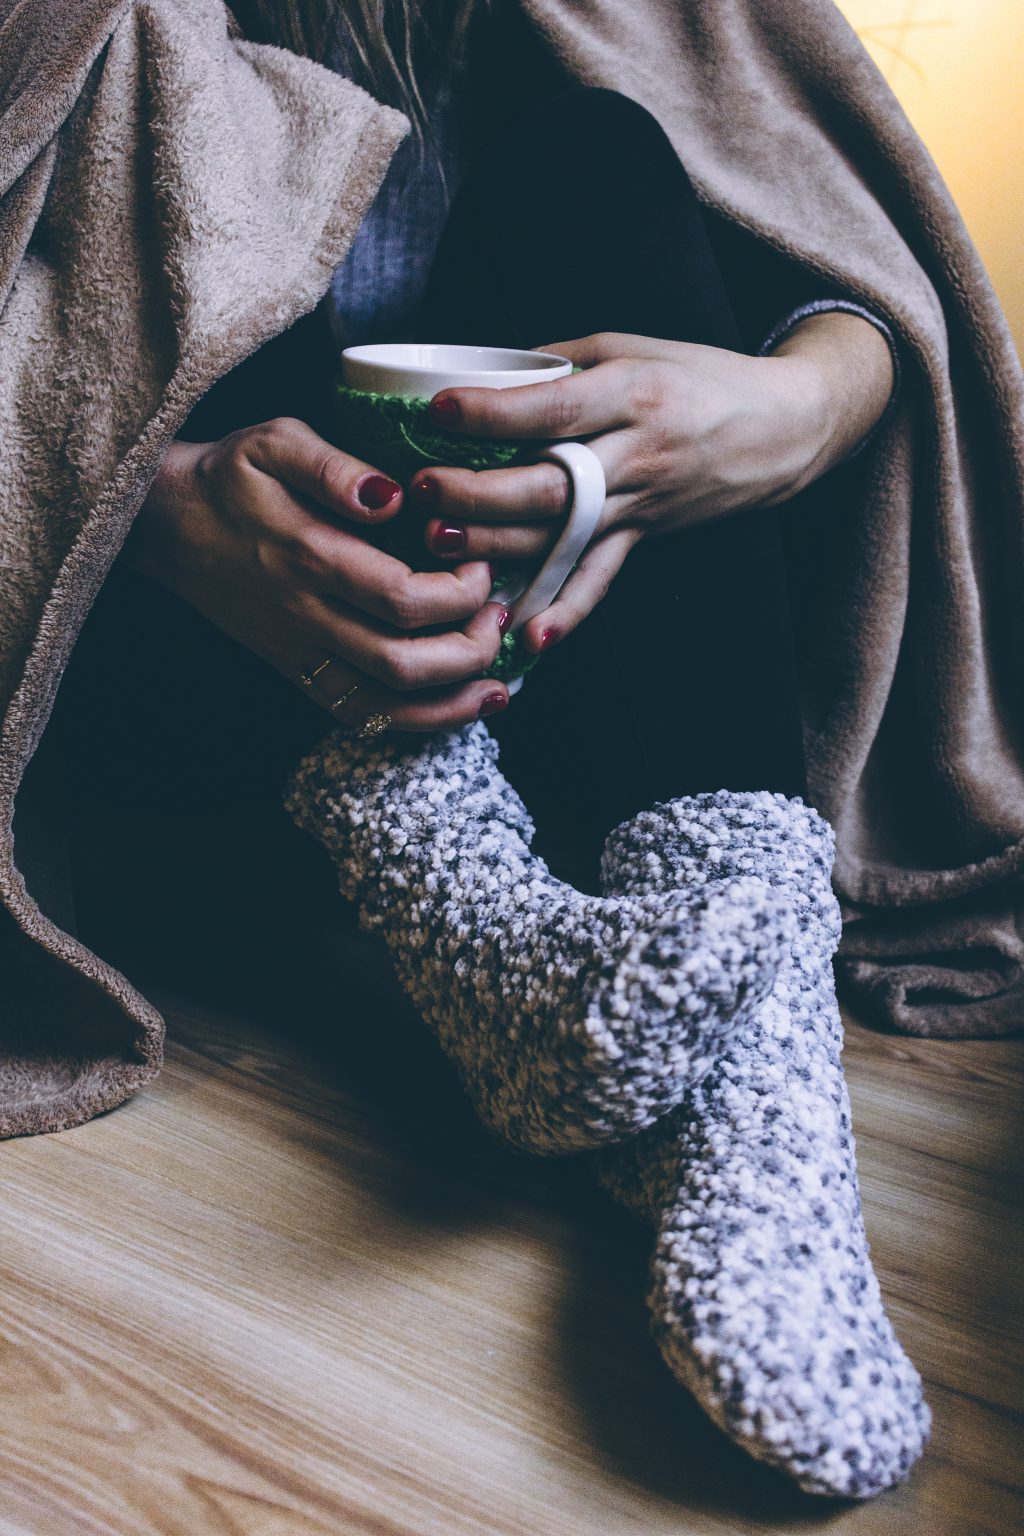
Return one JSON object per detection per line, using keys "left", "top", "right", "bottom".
{"left": 1, "top": 0, "right": 1022, "bottom": 1139}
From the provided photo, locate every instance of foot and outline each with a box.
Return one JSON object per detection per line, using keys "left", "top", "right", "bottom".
{"left": 284, "top": 726, "right": 794, "bottom": 1155}
{"left": 595, "top": 791, "right": 930, "bottom": 1497}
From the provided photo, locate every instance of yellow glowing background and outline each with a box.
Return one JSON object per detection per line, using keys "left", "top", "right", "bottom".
{"left": 837, "top": 1, "right": 1024, "bottom": 354}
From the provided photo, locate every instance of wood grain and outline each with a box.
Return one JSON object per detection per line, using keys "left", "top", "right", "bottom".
{"left": 1, "top": 813, "right": 1021, "bottom": 1535}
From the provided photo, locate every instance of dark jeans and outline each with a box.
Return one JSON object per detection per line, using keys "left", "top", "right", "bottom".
{"left": 58, "top": 86, "right": 808, "bottom": 894}
{"left": 418, "top": 87, "right": 808, "bottom": 853}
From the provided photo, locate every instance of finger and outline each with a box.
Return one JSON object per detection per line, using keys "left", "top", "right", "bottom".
{"left": 385, "top": 678, "right": 510, "bottom": 732}
{"left": 240, "top": 416, "right": 404, "bottom": 525}
{"left": 410, "top": 431, "right": 631, "bottom": 525}
{"left": 303, "top": 595, "right": 510, "bottom": 692}
{"left": 424, "top": 516, "right": 555, "bottom": 562}
{"left": 413, "top": 460, "right": 571, "bottom": 525}
{"left": 300, "top": 520, "right": 494, "bottom": 627}
{"left": 423, "top": 482, "right": 642, "bottom": 569}
{"left": 292, "top": 657, "right": 509, "bottom": 733}
{"left": 534, "top": 334, "right": 687, "bottom": 367}
{"left": 519, "top": 526, "right": 644, "bottom": 653}
{"left": 294, "top": 654, "right": 376, "bottom": 720}
{"left": 429, "top": 358, "right": 640, "bottom": 441}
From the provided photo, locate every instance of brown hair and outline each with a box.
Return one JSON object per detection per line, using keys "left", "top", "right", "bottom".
{"left": 233, "top": 1, "right": 483, "bottom": 140}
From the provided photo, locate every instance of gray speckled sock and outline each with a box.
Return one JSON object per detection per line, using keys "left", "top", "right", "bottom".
{"left": 594, "top": 792, "right": 930, "bottom": 1497}
{"left": 284, "top": 724, "right": 794, "bottom": 1155}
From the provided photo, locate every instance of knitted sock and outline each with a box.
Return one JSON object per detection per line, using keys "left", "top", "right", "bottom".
{"left": 594, "top": 792, "right": 930, "bottom": 1497}
{"left": 283, "top": 724, "right": 795, "bottom": 1155}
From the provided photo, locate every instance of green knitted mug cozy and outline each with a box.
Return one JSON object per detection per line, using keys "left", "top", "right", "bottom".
{"left": 327, "top": 380, "right": 548, "bottom": 683}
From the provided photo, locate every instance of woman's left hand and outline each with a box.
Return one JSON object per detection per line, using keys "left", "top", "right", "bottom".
{"left": 410, "top": 318, "right": 893, "bottom": 653}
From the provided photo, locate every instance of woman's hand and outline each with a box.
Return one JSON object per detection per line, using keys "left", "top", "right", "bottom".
{"left": 410, "top": 313, "right": 894, "bottom": 652}
{"left": 122, "top": 417, "right": 511, "bottom": 731}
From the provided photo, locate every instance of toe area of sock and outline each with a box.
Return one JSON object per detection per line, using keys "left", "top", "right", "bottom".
{"left": 786, "top": 1382, "right": 932, "bottom": 1499}
{"left": 659, "top": 1317, "right": 931, "bottom": 1500}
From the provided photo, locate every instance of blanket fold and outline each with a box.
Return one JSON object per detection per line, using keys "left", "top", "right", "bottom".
{"left": 0, "top": 0, "right": 408, "bottom": 1136}
{"left": 1, "top": 0, "right": 1021, "bottom": 1137}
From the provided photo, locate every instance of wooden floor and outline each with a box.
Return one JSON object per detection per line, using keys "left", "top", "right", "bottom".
{"left": 1, "top": 807, "right": 1021, "bottom": 1535}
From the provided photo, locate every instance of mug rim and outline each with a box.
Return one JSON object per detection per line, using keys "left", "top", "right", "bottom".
{"left": 340, "top": 342, "right": 571, "bottom": 378}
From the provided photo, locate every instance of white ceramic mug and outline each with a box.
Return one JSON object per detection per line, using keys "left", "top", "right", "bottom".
{"left": 340, "top": 343, "right": 606, "bottom": 673}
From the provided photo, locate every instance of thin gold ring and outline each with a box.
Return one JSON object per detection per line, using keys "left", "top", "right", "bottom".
{"left": 356, "top": 712, "right": 391, "bottom": 740}
{"left": 300, "top": 655, "right": 334, "bottom": 688}
{"left": 330, "top": 681, "right": 362, "bottom": 715}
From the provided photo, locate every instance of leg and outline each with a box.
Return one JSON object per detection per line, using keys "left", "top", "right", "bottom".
{"left": 54, "top": 559, "right": 333, "bottom": 979}
{"left": 60, "top": 562, "right": 329, "bottom": 819}
{"left": 284, "top": 86, "right": 820, "bottom": 1157}
{"left": 285, "top": 721, "right": 794, "bottom": 1155}
{"left": 418, "top": 88, "right": 808, "bottom": 876}
{"left": 597, "top": 795, "right": 929, "bottom": 1496}
{"left": 421, "top": 88, "right": 928, "bottom": 1496}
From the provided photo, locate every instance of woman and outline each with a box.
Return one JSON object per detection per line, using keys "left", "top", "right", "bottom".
{"left": 52, "top": 0, "right": 926, "bottom": 1496}
{"left": 3, "top": 0, "right": 1021, "bottom": 1503}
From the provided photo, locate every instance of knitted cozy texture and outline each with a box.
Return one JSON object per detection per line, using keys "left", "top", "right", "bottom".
{"left": 594, "top": 792, "right": 930, "bottom": 1498}
{"left": 328, "top": 382, "right": 541, "bottom": 683}
{"left": 283, "top": 722, "right": 796, "bottom": 1155}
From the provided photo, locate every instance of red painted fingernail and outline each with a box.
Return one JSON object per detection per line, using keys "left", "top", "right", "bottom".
{"left": 357, "top": 474, "right": 401, "bottom": 509}
{"left": 430, "top": 524, "right": 467, "bottom": 554}
{"left": 497, "top": 606, "right": 512, "bottom": 635}
{"left": 478, "top": 693, "right": 508, "bottom": 718}
{"left": 430, "top": 395, "right": 461, "bottom": 424}
{"left": 412, "top": 477, "right": 441, "bottom": 510}
{"left": 539, "top": 626, "right": 560, "bottom": 650}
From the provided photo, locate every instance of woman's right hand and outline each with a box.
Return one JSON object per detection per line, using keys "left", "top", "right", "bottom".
{"left": 123, "top": 417, "right": 511, "bottom": 731}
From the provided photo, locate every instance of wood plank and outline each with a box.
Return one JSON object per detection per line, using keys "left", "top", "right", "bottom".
{"left": 2, "top": 821, "right": 1020, "bottom": 1535}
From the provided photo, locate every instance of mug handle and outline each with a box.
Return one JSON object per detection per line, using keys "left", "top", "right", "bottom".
{"left": 506, "top": 441, "right": 606, "bottom": 631}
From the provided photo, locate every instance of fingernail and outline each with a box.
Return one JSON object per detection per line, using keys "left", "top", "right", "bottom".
{"left": 497, "top": 606, "right": 512, "bottom": 635}
{"left": 412, "top": 476, "right": 441, "bottom": 510}
{"left": 430, "top": 524, "right": 467, "bottom": 554}
{"left": 430, "top": 395, "right": 461, "bottom": 425}
{"left": 539, "top": 626, "right": 560, "bottom": 650}
{"left": 478, "top": 693, "right": 507, "bottom": 718}
{"left": 357, "top": 474, "right": 401, "bottom": 510}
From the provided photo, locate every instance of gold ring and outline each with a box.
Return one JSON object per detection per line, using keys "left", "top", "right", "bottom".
{"left": 330, "top": 681, "right": 362, "bottom": 715}
{"left": 356, "top": 712, "right": 392, "bottom": 740}
{"left": 300, "top": 655, "right": 334, "bottom": 688}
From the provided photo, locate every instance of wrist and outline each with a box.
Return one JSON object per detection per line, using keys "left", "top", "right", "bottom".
{"left": 753, "top": 351, "right": 838, "bottom": 506}
{"left": 122, "top": 438, "right": 207, "bottom": 589}
{"left": 761, "top": 311, "right": 895, "bottom": 499}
